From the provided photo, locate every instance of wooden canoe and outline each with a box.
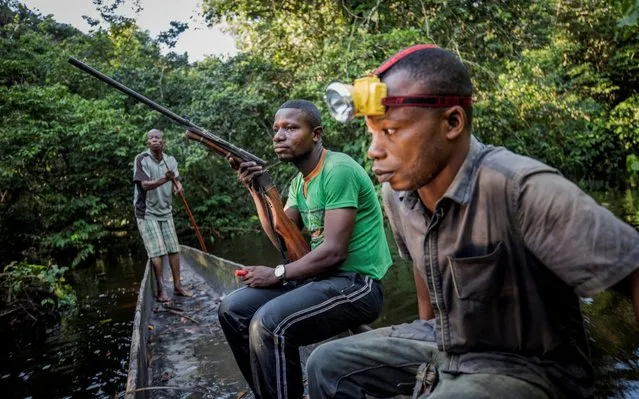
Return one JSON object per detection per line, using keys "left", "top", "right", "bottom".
{"left": 123, "top": 245, "right": 359, "bottom": 399}
{"left": 124, "top": 245, "right": 258, "bottom": 398}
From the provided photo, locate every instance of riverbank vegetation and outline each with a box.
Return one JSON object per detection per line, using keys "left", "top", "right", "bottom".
{"left": 0, "top": 262, "right": 76, "bottom": 333}
{"left": 1, "top": 0, "right": 638, "bottom": 337}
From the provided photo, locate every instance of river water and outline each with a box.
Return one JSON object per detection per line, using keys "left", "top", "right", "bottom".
{"left": 2, "top": 190, "right": 639, "bottom": 398}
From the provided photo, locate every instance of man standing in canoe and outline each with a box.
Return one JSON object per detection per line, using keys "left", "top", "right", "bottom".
{"left": 306, "top": 45, "right": 639, "bottom": 398}
{"left": 218, "top": 100, "right": 393, "bottom": 399}
{"left": 133, "top": 128, "right": 192, "bottom": 302}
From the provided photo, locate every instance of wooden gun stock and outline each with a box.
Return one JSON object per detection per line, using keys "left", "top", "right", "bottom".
{"left": 184, "top": 130, "right": 245, "bottom": 166}
{"left": 260, "top": 182, "right": 310, "bottom": 262}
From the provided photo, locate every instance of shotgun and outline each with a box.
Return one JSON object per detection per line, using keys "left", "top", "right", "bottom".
{"left": 68, "top": 57, "right": 310, "bottom": 263}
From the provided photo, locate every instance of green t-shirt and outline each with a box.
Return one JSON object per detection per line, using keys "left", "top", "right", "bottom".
{"left": 285, "top": 150, "right": 392, "bottom": 280}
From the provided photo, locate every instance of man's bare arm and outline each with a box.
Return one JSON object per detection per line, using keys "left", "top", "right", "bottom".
{"left": 141, "top": 170, "right": 175, "bottom": 191}
{"left": 283, "top": 207, "right": 356, "bottom": 280}
{"left": 141, "top": 176, "right": 170, "bottom": 191}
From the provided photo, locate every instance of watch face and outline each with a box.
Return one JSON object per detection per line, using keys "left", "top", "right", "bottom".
{"left": 274, "top": 265, "right": 285, "bottom": 278}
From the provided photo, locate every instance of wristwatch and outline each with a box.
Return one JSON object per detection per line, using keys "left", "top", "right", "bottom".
{"left": 274, "top": 264, "right": 287, "bottom": 285}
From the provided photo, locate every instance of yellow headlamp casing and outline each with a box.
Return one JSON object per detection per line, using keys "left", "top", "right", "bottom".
{"left": 352, "top": 75, "right": 387, "bottom": 117}
{"left": 324, "top": 75, "right": 387, "bottom": 123}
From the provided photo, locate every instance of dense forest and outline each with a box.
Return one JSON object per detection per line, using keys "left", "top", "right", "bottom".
{"left": 1, "top": 0, "right": 638, "bottom": 327}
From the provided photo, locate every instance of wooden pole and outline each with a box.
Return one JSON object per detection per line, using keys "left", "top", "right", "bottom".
{"left": 175, "top": 189, "right": 208, "bottom": 253}
{"left": 162, "top": 159, "right": 208, "bottom": 253}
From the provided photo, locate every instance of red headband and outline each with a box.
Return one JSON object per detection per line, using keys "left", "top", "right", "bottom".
{"left": 374, "top": 44, "right": 439, "bottom": 76}
{"left": 382, "top": 96, "right": 472, "bottom": 108}
{"left": 374, "top": 44, "right": 472, "bottom": 108}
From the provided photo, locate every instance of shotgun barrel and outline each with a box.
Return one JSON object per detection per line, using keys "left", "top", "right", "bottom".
{"left": 67, "top": 57, "right": 266, "bottom": 166}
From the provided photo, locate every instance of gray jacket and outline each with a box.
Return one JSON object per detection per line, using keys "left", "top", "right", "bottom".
{"left": 382, "top": 136, "right": 639, "bottom": 397}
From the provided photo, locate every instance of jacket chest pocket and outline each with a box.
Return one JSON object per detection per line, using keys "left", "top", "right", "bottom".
{"left": 447, "top": 241, "right": 506, "bottom": 301}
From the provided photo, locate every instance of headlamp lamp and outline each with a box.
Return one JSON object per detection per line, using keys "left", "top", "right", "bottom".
{"left": 324, "top": 76, "right": 387, "bottom": 123}
{"left": 324, "top": 44, "right": 473, "bottom": 123}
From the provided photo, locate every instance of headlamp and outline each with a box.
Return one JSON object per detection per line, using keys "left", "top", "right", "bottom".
{"left": 324, "top": 76, "right": 387, "bottom": 123}
{"left": 324, "top": 44, "right": 473, "bottom": 123}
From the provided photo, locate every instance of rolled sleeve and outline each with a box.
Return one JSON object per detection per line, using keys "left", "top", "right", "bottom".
{"left": 517, "top": 172, "right": 639, "bottom": 297}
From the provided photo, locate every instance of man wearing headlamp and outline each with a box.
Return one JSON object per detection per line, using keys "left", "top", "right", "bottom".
{"left": 307, "top": 45, "right": 639, "bottom": 398}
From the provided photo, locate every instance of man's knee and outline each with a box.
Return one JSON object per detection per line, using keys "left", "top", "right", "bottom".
{"left": 306, "top": 342, "right": 332, "bottom": 374}
{"left": 307, "top": 339, "right": 348, "bottom": 377}
{"left": 307, "top": 340, "right": 356, "bottom": 398}
{"left": 248, "top": 306, "right": 278, "bottom": 341}
{"left": 218, "top": 292, "right": 243, "bottom": 329}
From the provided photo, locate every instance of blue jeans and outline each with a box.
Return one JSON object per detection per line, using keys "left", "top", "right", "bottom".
{"left": 306, "top": 325, "right": 551, "bottom": 399}
{"left": 217, "top": 272, "right": 384, "bottom": 399}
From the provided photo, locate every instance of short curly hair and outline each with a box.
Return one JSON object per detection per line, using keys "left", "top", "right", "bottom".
{"left": 278, "top": 99, "right": 322, "bottom": 128}
{"left": 379, "top": 46, "right": 473, "bottom": 125}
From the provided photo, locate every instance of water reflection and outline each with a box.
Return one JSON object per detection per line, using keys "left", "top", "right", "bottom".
{"left": 584, "top": 291, "right": 639, "bottom": 397}
{"left": 0, "top": 247, "right": 146, "bottom": 398}
{"left": 588, "top": 190, "right": 639, "bottom": 397}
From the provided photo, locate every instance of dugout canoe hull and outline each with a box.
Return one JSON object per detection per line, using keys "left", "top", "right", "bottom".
{"left": 124, "top": 245, "right": 248, "bottom": 399}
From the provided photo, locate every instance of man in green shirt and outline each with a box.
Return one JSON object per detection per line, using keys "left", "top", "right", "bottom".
{"left": 218, "top": 100, "right": 392, "bottom": 399}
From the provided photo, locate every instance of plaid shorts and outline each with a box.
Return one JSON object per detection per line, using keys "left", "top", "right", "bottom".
{"left": 136, "top": 217, "right": 180, "bottom": 258}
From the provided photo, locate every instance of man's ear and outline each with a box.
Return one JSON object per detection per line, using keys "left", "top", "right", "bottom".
{"left": 313, "top": 126, "right": 324, "bottom": 142}
{"left": 444, "top": 106, "right": 466, "bottom": 140}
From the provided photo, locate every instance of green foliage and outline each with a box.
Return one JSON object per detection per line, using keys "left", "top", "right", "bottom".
{"left": 610, "top": 95, "right": 639, "bottom": 151}
{"left": 1, "top": 0, "right": 638, "bottom": 273}
{"left": 475, "top": 40, "right": 622, "bottom": 181}
{"left": 0, "top": 83, "right": 140, "bottom": 265}
{"left": 1, "top": 261, "right": 76, "bottom": 319}
{"left": 619, "top": 0, "right": 639, "bottom": 27}
{"left": 627, "top": 155, "right": 639, "bottom": 187}
{"left": 202, "top": 0, "right": 639, "bottom": 189}
{"left": 0, "top": 0, "right": 192, "bottom": 265}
